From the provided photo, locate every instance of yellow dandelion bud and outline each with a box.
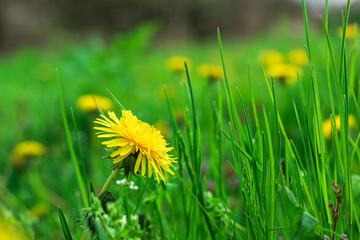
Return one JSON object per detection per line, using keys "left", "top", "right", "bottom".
{"left": 258, "top": 50, "right": 284, "bottom": 66}
{"left": 266, "top": 63, "right": 302, "bottom": 85}
{"left": 288, "top": 49, "right": 308, "bottom": 66}
{"left": 77, "top": 94, "right": 113, "bottom": 113}
{"left": 94, "top": 110, "right": 176, "bottom": 183}
{"left": 337, "top": 23, "right": 357, "bottom": 39}
{"left": 167, "top": 56, "right": 190, "bottom": 72}
{"left": 322, "top": 114, "right": 357, "bottom": 139}
{"left": 11, "top": 141, "right": 46, "bottom": 168}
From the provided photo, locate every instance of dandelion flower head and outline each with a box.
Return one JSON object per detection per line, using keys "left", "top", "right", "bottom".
{"left": 258, "top": 50, "right": 284, "bottom": 66}
{"left": 197, "top": 64, "right": 223, "bottom": 81}
{"left": 11, "top": 141, "right": 45, "bottom": 168}
{"left": 322, "top": 114, "right": 357, "bottom": 139}
{"left": 94, "top": 110, "right": 175, "bottom": 183}
{"left": 167, "top": 56, "right": 190, "bottom": 72}
{"left": 288, "top": 49, "right": 308, "bottom": 66}
{"left": 77, "top": 94, "right": 113, "bottom": 113}
{"left": 337, "top": 23, "right": 357, "bottom": 39}
{"left": 266, "top": 63, "right": 302, "bottom": 85}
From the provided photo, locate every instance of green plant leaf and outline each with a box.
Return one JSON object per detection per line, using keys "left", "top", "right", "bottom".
{"left": 58, "top": 207, "right": 73, "bottom": 240}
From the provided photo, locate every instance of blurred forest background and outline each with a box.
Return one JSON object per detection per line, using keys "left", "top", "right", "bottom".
{"left": 1, "top": 0, "right": 360, "bottom": 52}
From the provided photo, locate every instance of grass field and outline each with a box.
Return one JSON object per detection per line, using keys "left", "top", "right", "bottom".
{"left": 1, "top": 1, "right": 360, "bottom": 239}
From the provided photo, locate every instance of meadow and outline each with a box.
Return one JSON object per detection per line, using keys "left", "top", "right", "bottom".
{"left": 1, "top": 1, "right": 360, "bottom": 239}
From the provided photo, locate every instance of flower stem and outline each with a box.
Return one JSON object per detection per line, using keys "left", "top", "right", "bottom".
{"left": 98, "top": 167, "right": 121, "bottom": 196}
{"left": 331, "top": 198, "right": 342, "bottom": 240}
{"left": 80, "top": 167, "right": 121, "bottom": 240}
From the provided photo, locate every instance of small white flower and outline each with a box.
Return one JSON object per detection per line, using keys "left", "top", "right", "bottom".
{"left": 129, "top": 181, "right": 135, "bottom": 186}
{"left": 117, "top": 179, "right": 126, "bottom": 185}
{"left": 130, "top": 214, "right": 138, "bottom": 222}
{"left": 133, "top": 186, "right": 139, "bottom": 191}
{"left": 120, "top": 215, "right": 127, "bottom": 225}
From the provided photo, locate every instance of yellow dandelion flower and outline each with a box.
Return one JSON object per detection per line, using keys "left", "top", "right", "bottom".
{"left": 94, "top": 110, "right": 175, "bottom": 183}
{"left": 167, "top": 56, "right": 190, "bottom": 72}
{"left": 11, "top": 141, "right": 45, "bottom": 168}
{"left": 337, "top": 23, "right": 357, "bottom": 39}
{"left": 77, "top": 94, "right": 113, "bottom": 113}
{"left": 288, "top": 49, "right": 308, "bottom": 66}
{"left": 322, "top": 114, "right": 357, "bottom": 139}
{"left": 258, "top": 50, "right": 284, "bottom": 66}
{"left": 198, "top": 64, "right": 223, "bottom": 81}
{"left": 266, "top": 63, "right": 302, "bottom": 85}
{"left": 198, "top": 64, "right": 210, "bottom": 78}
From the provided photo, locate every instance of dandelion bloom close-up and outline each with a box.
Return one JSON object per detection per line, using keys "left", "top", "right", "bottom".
{"left": 94, "top": 110, "right": 175, "bottom": 183}
{"left": 76, "top": 94, "right": 113, "bottom": 113}
{"left": 322, "top": 114, "right": 357, "bottom": 139}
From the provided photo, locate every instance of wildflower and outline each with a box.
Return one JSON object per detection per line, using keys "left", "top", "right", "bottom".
{"left": 322, "top": 114, "right": 357, "bottom": 139}
{"left": 77, "top": 94, "right": 113, "bottom": 113}
{"left": 129, "top": 184, "right": 139, "bottom": 191}
{"left": 258, "top": 50, "right": 284, "bottom": 66}
{"left": 337, "top": 23, "right": 357, "bottom": 39}
{"left": 11, "top": 141, "right": 45, "bottom": 168}
{"left": 120, "top": 215, "right": 127, "bottom": 225}
{"left": 266, "top": 63, "right": 302, "bottom": 84}
{"left": 94, "top": 110, "right": 175, "bottom": 183}
{"left": 288, "top": 49, "right": 308, "bottom": 66}
{"left": 197, "top": 64, "right": 223, "bottom": 81}
{"left": 167, "top": 56, "right": 190, "bottom": 72}
{"left": 116, "top": 179, "right": 127, "bottom": 185}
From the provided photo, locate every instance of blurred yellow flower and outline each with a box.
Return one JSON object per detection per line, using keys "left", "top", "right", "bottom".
{"left": 0, "top": 221, "right": 28, "bottom": 240}
{"left": 337, "top": 23, "right": 357, "bottom": 39}
{"left": 266, "top": 63, "right": 302, "bottom": 84}
{"left": 322, "top": 114, "right": 357, "bottom": 139}
{"left": 197, "top": 64, "right": 223, "bottom": 81}
{"left": 11, "top": 141, "right": 45, "bottom": 168}
{"left": 258, "top": 50, "right": 284, "bottom": 66}
{"left": 94, "top": 110, "right": 175, "bottom": 183}
{"left": 167, "top": 56, "right": 190, "bottom": 72}
{"left": 288, "top": 49, "right": 308, "bottom": 66}
{"left": 77, "top": 94, "right": 113, "bottom": 113}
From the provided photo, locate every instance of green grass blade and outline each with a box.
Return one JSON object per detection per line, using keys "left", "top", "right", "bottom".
{"left": 58, "top": 206, "right": 73, "bottom": 240}
{"left": 56, "top": 70, "right": 89, "bottom": 208}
